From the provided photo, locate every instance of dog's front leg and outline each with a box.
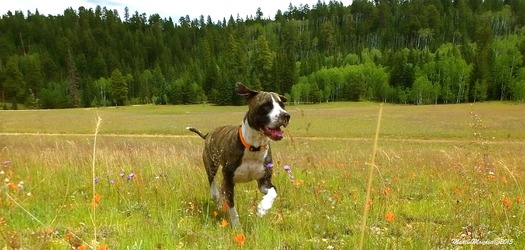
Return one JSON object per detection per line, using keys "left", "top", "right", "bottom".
{"left": 257, "top": 181, "right": 277, "bottom": 217}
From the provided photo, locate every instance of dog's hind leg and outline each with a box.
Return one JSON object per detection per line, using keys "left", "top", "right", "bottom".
{"left": 203, "top": 156, "right": 221, "bottom": 203}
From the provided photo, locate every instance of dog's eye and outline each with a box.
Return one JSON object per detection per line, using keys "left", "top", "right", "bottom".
{"left": 261, "top": 101, "right": 273, "bottom": 113}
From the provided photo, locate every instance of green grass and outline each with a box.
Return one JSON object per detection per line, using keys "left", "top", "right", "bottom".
{"left": 1, "top": 102, "right": 524, "bottom": 249}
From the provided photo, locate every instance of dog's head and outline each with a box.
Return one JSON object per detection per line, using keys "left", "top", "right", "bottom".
{"left": 236, "top": 82, "right": 290, "bottom": 141}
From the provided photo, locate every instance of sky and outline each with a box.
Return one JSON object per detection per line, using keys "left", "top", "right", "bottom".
{"left": 1, "top": 0, "right": 354, "bottom": 22}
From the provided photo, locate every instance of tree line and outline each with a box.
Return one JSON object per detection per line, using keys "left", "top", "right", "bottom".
{"left": 1, "top": 0, "right": 524, "bottom": 109}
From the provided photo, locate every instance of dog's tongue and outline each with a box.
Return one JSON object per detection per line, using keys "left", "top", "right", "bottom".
{"left": 263, "top": 127, "right": 284, "bottom": 140}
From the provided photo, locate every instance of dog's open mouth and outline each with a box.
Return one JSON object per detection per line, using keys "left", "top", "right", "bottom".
{"left": 261, "top": 126, "right": 284, "bottom": 141}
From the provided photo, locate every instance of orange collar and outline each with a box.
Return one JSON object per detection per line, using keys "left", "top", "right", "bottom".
{"left": 239, "top": 126, "right": 267, "bottom": 152}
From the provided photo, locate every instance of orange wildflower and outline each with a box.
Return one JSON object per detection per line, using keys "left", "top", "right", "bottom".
{"left": 333, "top": 193, "right": 341, "bottom": 200}
{"left": 292, "top": 179, "right": 304, "bottom": 188}
{"left": 65, "top": 232, "right": 74, "bottom": 240}
{"left": 97, "top": 244, "right": 107, "bottom": 250}
{"left": 221, "top": 201, "right": 229, "bottom": 212}
{"left": 92, "top": 194, "right": 101, "bottom": 207}
{"left": 503, "top": 197, "right": 512, "bottom": 209}
{"left": 453, "top": 188, "right": 461, "bottom": 195}
{"left": 382, "top": 187, "right": 391, "bottom": 196}
{"left": 220, "top": 219, "right": 229, "bottom": 228}
{"left": 385, "top": 211, "right": 395, "bottom": 222}
{"left": 8, "top": 182, "right": 17, "bottom": 190}
{"left": 77, "top": 245, "right": 86, "bottom": 250}
{"left": 234, "top": 233, "right": 246, "bottom": 246}
{"left": 213, "top": 211, "right": 219, "bottom": 217}
{"left": 516, "top": 195, "right": 522, "bottom": 203}
{"left": 365, "top": 199, "right": 373, "bottom": 210}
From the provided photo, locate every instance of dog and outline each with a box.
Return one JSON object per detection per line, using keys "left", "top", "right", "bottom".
{"left": 187, "top": 82, "right": 290, "bottom": 226}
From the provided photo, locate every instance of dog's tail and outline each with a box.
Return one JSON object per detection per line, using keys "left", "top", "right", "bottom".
{"left": 186, "top": 126, "right": 208, "bottom": 139}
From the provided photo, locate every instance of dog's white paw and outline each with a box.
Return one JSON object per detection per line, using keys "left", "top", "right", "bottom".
{"left": 229, "top": 207, "right": 240, "bottom": 227}
{"left": 257, "top": 188, "right": 277, "bottom": 217}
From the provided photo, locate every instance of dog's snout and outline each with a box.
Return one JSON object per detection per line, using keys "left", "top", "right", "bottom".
{"left": 281, "top": 112, "right": 291, "bottom": 127}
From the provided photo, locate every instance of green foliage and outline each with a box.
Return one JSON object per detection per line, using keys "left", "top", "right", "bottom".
{"left": 3, "top": 57, "right": 26, "bottom": 108}
{"left": 39, "top": 81, "right": 70, "bottom": 109}
{"left": 1, "top": 1, "right": 524, "bottom": 108}
{"left": 510, "top": 68, "right": 525, "bottom": 102}
{"left": 110, "top": 68, "right": 128, "bottom": 106}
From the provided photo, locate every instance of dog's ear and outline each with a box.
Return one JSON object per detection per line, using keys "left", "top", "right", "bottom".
{"left": 236, "top": 82, "right": 258, "bottom": 99}
{"left": 279, "top": 94, "right": 287, "bottom": 103}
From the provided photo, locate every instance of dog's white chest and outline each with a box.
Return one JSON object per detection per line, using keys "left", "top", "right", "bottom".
{"left": 233, "top": 151, "right": 267, "bottom": 183}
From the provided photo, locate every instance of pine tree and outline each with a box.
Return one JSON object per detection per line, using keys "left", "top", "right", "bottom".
{"left": 66, "top": 47, "right": 80, "bottom": 107}
{"left": 110, "top": 68, "right": 128, "bottom": 106}
{"left": 4, "top": 58, "right": 26, "bottom": 109}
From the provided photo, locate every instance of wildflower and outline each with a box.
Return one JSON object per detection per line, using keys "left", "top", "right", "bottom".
{"left": 77, "top": 245, "right": 86, "bottom": 250}
{"left": 292, "top": 180, "right": 304, "bottom": 188}
{"left": 94, "top": 177, "right": 99, "bottom": 184}
{"left": 501, "top": 177, "right": 508, "bottom": 185}
{"left": 516, "top": 196, "right": 522, "bottom": 203}
{"left": 385, "top": 211, "right": 395, "bottom": 222}
{"left": 97, "top": 244, "right": 107, "bottom": 250}
{"left": 0, "top": 170, "right": 4, "bottom": 175}
{"left": 333, "top": 193, "right": 341, "bottom": 200}
{"left": 65, "top": 232, "right": 74, "bottom": 240}
{"left": 110, "top": 180, "right": 115, "bottom": 184}
{"left": 382, "top": 187, "right": 391, "bottom": 196}
{"left": 213, "top": 211, "right": 219, "bottom": 217}
{"left": 3, "top": 160, "right": 12, "bottom": 166}
{"left": 221, "top": 201, "right": 229, "bottom": 212}
{"left": 92, "top": 194, "right": 101, "bottom": 207}
{"left": 365, "top": 199, "right": 373, "bottom": 210}
{"left": 8, "top": 182, "right": 17, "bottom": 190}
{"left": 283, "top": 165, "right": 295, "bottom": 183}
{"left": 17, "top": 181, "right": 24, "bottom": 190}
{"left": 454, "top": 188, "right": 461, "bottom": 195}
{"left": 127, "top": 173, "right": 135, "bottom": 180}
{"left": 220, "top": 219, "right": 229, "bottom": 228}
{"left": 267, "top": 163, "right": 273, "bottom": 168}
{"left": 234, "top": 233, "right": 246, "bottom": 245}
{"left": 503, "top": 197, "right": 512, "bottom": 209}
{"left": 119, "top": 173, "right": 125, "bottom": 177}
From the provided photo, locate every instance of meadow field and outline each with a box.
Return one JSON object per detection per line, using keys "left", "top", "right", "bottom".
{"left": 1, "top": 102, "right": 524, "bottom": 249}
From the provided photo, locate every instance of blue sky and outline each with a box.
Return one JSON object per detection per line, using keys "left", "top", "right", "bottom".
{"left": 2, "top": 0, "right": 354, "bottom": 22}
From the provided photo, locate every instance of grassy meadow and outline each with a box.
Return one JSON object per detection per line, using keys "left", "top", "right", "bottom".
{"left": 1, "top": 102, "right": 524, "bottom": 249}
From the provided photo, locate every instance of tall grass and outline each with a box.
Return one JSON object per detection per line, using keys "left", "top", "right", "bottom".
{"left": 1, "top": 102, "right": 524, "bottom": 248}
{"left": 359, "top": 103, "right": 383, "bottom": 249}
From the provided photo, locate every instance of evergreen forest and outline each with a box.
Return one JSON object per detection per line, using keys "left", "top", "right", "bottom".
{"left": 1, "top": 0, "right": 525, "bottom": 109}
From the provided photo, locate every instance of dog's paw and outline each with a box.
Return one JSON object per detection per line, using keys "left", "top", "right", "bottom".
{"left": 257, "top": 188, "right": 277, "bottom": 217}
